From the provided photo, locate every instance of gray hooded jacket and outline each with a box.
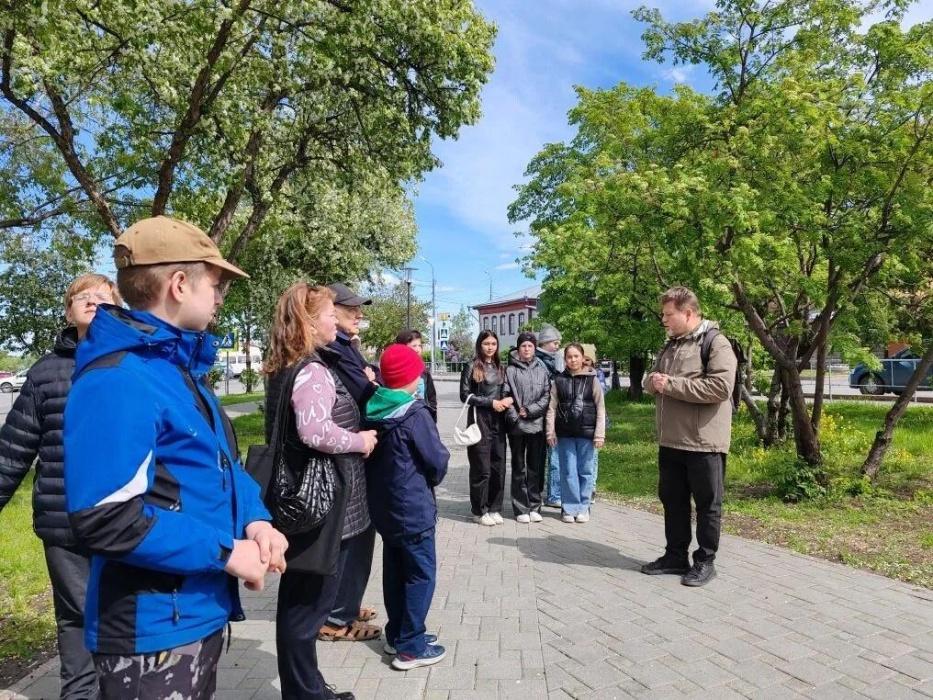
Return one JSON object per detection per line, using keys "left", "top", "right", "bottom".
{"left": 503, "top": 349, "right": 551, "bottom": 435}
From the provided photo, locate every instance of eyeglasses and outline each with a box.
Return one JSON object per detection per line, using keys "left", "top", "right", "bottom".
{"left": 71, "top": 292, "right": 112, "bottom": 305}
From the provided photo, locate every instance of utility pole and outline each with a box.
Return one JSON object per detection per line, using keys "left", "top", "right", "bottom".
{"left": 418, "top": 256, "right": 437, "bottom": 373}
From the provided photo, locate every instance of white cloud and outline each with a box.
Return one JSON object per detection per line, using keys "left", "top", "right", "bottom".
{"left": 662, "top": 66, "right": 691, "bottom": 83}
{"left": 495, "top": 261, "right": 520, "bottom": 270}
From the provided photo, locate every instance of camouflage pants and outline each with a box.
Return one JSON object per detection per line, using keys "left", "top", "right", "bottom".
{"left": 93, "top": 629, "right": 223, "bottom": 700}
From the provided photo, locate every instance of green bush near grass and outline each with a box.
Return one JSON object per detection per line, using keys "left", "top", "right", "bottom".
{"left": 598, "top": 392, "right": 933, "bottom": 587}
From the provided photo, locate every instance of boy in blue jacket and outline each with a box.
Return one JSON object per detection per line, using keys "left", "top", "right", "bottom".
{"left": 365, "top": 343, "right": 449, "bottom": 671}
{"left": 64, "top": 216, "right": 287, "bottom": 699}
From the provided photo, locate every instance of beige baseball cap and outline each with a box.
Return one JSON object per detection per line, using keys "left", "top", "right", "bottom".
{"left": 113, "top": 216, "right": 249, "bottom": 279}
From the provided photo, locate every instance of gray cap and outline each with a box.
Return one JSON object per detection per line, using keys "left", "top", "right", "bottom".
{"left": 537, "top": 324, "right": 561, "bottom": 344}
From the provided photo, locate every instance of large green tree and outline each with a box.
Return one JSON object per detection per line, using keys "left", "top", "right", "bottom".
{"left": 361, "top": 280, "right": 430, "bottom": 357}
{"left": 514, "top": 0, "right": 932, "bottom": 469}
{"left": 0, "top": 0, "right": 495, "bottom": 252}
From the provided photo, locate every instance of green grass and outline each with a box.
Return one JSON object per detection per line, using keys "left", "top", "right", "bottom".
{"left": 599, "top": 393, "right": 933, "bottom": 587}
{"left": 219, "top": 391, "right": 265, "bottom": 407}
{"left": 0, "top": 479, "right": 56, "bottom": 666}
{"left": 232, "top": 412, "right": 265, "bottom": 448}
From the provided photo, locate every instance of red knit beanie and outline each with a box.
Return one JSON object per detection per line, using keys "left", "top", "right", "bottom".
{"left": 380, "top": 343, "right": 425, "bottom": 389}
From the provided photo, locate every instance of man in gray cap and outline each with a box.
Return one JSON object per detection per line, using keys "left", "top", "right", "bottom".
{"left": 325, "top": 282, "right": 378, "bottom": 407}
{"left": 535, "top": 324, "right": 564, "bottom": 508}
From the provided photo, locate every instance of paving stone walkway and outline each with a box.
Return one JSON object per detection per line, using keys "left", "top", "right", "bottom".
{"left": 5, "top": 381, "right": 933, "bottom": 699}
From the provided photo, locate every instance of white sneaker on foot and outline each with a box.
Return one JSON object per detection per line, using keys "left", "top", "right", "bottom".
{"left": 529, "top": 511, "right": 543, "bottom": 522}
{"left": 516, "top": 513, "right": 531, "bottom": 523}
{"left": 561, "top": 513, "right": 575, "bottom": 523}
{"left": 474, "top": 513, "right": 496, "bottom": 526}
{"left": 575, "top": 511, "right": 590, "bottom": 523}
{"left": 491, "top": 512, "right": 504, "bottom": 525}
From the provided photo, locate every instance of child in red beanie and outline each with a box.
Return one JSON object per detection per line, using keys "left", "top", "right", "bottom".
{"left": 365, "top": 343, "right": 450, "bottom": 670}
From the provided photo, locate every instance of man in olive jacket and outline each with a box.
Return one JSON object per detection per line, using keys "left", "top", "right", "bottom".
{"left": 642, "top": 287, "right": 736, "bottom": 587}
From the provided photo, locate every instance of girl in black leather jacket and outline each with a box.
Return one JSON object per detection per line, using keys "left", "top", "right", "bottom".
{"left": 459, "top": 330, "right": 513, "bottom": 525}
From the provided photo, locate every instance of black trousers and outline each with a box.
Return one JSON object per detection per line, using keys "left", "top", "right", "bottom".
{"left": 508, "top": 432, "right": 546, "bottom": 516}
{"left": 658, "top": 446, "right": 725, "bottom": 563}
{"left": 44, "top": 544, "right": 98, "bottom": 700}
{"left": 467, "top": 416, "right": 507, "bottom": 515}
{"left": 327, "top": 526, "right": 376, "bottom": 627}
{"left": 276, "top": 567, "right": 342, "bottom": 700}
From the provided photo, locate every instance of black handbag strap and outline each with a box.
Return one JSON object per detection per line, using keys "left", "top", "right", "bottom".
{"left": 269, "top": 357, "right": 315, "bottom": 457}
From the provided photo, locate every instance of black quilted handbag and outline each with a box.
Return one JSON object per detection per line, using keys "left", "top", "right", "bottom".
{"left": 246, "top": 359, "right": 337, "bottom": 535}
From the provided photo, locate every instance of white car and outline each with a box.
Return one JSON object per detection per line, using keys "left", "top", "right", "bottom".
{"left": 0, "top": 370, "right": 28, "bottom": 393}
{"left": 218, "top": 353, "right": 262, "bottom": 378}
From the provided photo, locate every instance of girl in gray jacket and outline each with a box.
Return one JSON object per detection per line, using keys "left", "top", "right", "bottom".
{"left": 503, "top": 332, "right": 551, "bottom": 522}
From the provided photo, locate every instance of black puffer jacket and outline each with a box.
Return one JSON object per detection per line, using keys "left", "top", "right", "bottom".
{"left": 0, "top": 327, "right": 80, "bottom": 547}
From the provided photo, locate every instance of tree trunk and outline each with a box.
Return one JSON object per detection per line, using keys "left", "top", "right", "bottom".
{"left": 741, "top": 384, "right": 766, "bottom": 441}
{"left": 611, "top": 360, "right": 621, "bottom": 391}
{"left": 243, "top": 319, "right": 254, "bottom": 393}
{"left": 862, "top": 342, "right": 933, "bottom": 480}
{"left": 628, "top": 352, "right": 645, "bottom": 400}
{"left": 811, "top": 339, "right": 828, "bottom": 433}
{"left": 764, "top": 367, "right": 783, "bottom": 446}
{"left": 778, "top": 371, "right": 790, "bottom": 442}
{"left": 783, "top": 367, "right": 822, "bottom": 466}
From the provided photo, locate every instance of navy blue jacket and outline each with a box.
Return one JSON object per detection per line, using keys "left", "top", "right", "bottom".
{"left": 64, "top": 306, "right": 270, "bottom": 655}
{"left": 325, "top": 331, "right": 377, "bottom": 408}
{"left": 364, "top": 401, "right": 448, "bottom": 543}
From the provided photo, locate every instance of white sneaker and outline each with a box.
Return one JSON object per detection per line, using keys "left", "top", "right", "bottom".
{"left": 575, "top": 511, "right": 590, "bottom": 523}
{"left": 474, "top": 513, "right": 496, "bottom": 526}
{"left": 529, "top": 511, "right": 543, "bottom": 523}
{"left": 561, "top": 513, "right": 575, "bottom": 523}
{"left": 516, "top": 513, "right": 531, "bottom": 523}
{"left": 491, "top": 512, "right": 504, "bottom": 525}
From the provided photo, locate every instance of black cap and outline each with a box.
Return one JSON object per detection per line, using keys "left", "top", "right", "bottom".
{"left": 327, "top": 282, "right": 372, "bottom": 307}
{"left": 516, "top": 331, "right": 537, "bottom": 347}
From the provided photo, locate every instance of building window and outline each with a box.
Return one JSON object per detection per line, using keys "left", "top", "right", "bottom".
{"left": 500, "top": 314, "right": 506, "bottom": 333}
{"left": 491, "top": 315, "right": 497, "bottom": 333}
{"left": 483, "top": 315, "right": 489, "bottom": 330}
{"left": 528, "top": 307, "right": 534, "bottom": 320}
{"left": 509, "top": 314, "right": 515, "bottom": 334}
{"left": 518, "top": 312, "right": 524, "bottom": 329}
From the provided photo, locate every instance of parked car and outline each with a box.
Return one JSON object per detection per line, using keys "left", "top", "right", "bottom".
{"left": 217, "top": 352, "right": 262, "bottom": 378}
{"left": 849, "top": 349, "right": 933, "bottom": 396}
{"left": 0, "top": 370, "right": 28, "bottom": 394}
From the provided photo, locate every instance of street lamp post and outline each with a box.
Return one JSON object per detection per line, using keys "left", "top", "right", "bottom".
{"left": 419, "top": 256, "right": 437, "bottom": 374}
{"left": 402, "top": 266, "right": 416, "bottom": 329}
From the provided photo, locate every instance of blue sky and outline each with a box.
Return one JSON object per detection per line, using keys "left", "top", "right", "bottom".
{"left": 406, "top": 0, "right": 932, "bottom": 319}
{"left": 408, "top": 0, "right": 718, "bottom": 317}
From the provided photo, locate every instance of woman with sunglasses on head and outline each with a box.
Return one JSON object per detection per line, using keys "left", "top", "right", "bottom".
{"left": 0, "top": 273, "right": 121, "bottom": 700}
{"left": 459, "top": 330, "right": 512, "bottom": 526}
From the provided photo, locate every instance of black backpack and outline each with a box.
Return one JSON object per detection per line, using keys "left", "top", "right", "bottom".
{"left": 699, "top": 328, "right": 746, "bottom": 412}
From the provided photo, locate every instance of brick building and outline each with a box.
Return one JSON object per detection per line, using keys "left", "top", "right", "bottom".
{"left": 472, "top": 285, "right": 541, "bottom": 350}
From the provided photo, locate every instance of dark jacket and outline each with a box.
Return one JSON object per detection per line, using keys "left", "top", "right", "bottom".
{"left": 420, "top": 368, "right": 438, "bottom": 422}
{"left": 502, "top": 349, "right": 550, "bottom": 435}
{"left": 459, "top": 361, "right": 507, "bottom": 434}
{"left": 364, "top": 398, "right": 448, "bottom": 544}
{"left": 547, "top": 369, "right": 606, "bottom": 440}
{"left": 264, "top": 351, "right": 363, "bottom": 574}
{"left": 64, "top": 306, "right": 269, "bottom": 655}
{"left": 325, "top": 331, "right": 377, "bottom": 409}
{"left": 0, "top": 327, "right": 80, "bottom": 547}
{"left": 535, "top": 347, "right": 560, "bottom": 378}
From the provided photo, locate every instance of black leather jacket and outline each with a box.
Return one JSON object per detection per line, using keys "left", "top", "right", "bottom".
{"left": 459, "top": 361, "right": 505, "bottom": 427}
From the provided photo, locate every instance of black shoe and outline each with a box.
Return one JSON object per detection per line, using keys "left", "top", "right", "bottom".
{"left": 323, "top": 685, "right": 355, "bottom": 700}
{"left": 681, "top": 560, "right": 717, "bottom": 587}
{"left": 640, "top": 555, "right": 690, "bottom": 575}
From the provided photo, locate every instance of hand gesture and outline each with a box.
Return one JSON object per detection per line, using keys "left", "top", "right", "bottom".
{"left": 594, "top": 438, "right": 605, "bottom": 449}
{"left": 245, "top": 521, "right": 288, "bottom": 574}
{"left": 547, "top": 436, "right": 557, "bottom": 447}
{"left": 224, "top": 539, "right": 267, "bottom": 589}
{"left": 519, "top": 407, "right": 528, "bottom": 418}
{"left": 364, "top": 366, "right": 377, "bottom": 382}
{"left": 359, "top": 429, "right": 378, "bottom": 456}
{"left": 649, "top": 372, "right": 669, "bottom": 394}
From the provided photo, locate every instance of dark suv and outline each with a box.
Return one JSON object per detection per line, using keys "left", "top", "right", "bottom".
{"left": 849, "top": 349, "right": 933, "bottom": 395}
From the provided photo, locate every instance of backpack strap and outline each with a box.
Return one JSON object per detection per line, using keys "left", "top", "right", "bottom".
{"left": 699, "top": 328, "right": 721, "bottom": 375}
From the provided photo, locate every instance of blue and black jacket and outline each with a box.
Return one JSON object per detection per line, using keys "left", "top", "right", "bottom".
{"left": 64, "top": 306, "right": 270, "bottom": 655}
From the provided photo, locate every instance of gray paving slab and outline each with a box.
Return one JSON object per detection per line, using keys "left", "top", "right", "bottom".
{"left": 3, "top": 382, "right": 932, "bottom": 699}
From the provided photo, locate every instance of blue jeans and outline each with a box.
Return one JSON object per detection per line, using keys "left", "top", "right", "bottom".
{"left": 546, "top": 445, "right": 561, "bottom": 504}
{"left": 557, "top": 437, "right": 596, "bottom": 516}
{"left": 383, "top": 528, "right": 437, "bottom": 656}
